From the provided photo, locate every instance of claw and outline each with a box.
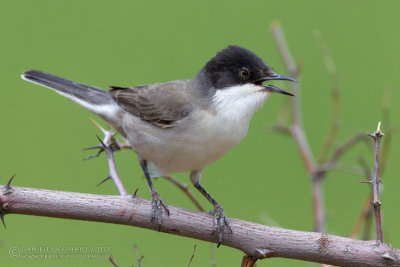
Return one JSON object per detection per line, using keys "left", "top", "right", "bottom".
{"left": 150, "top": 191, "right": 170, "bottom": 230}
{"left": 210, "top": 204, "right": 232, "bottom": 247}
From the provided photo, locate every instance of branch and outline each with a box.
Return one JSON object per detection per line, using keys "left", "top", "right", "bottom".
{"left": 84, "top": 119, "right": 127, "bottom": 196}
{"left": 1, "top": 185, "right": 399, "bottom": 266}
{"left": 133, "top": 244, "right": 143, "bottom": 267}
{"left": 367, "top": 122, "right": 384, "bottom": 244}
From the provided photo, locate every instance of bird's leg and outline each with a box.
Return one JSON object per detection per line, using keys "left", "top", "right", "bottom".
{"left": 139, "top": 160, "right": 169, "bottom": 229}
{"left": 190, "top": 171, "right": 232, "bottom": 247}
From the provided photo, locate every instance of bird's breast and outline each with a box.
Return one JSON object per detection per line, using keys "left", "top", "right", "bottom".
{"left": 125, "top": 84, "right": 270, "bottom": 175}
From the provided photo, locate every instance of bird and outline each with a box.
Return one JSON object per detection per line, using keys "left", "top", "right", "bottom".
{"left": 21, "top": 45, "right": 296, "bottom": 246}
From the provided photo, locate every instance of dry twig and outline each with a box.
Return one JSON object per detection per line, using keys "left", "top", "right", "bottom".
{"left": 109, "top": 255, "right": 119, "bottom": 267}
{"left": 133, "top": 244, "right": 144, "bottom": 267}
{"left": 188, "top": 245, "right": 197, "bottom": 267}
{"left": 367, "top": 122, "right": 384, "bottom": 243}
{"left": 84, "top": 119, "right": 127, "bottom": 196}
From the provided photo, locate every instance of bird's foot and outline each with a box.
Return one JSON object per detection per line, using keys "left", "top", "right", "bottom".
{"left": 209, "top": 204, "right": 232, "bottom": 247}
{"left": 151, "top": 191, "right": 170, "bottom": 230}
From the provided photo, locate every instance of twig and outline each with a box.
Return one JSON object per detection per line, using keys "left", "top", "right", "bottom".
{"left": 270, "top": 22, "right": 315, "bottom": 174}
{"left": 109, "top": 255, "right": 119, "bottom": 267}
{"left": 313, "top": 133, "right": 369, "bottom": 177}
{"left": 367, "top": 122, "right": 384, "bottom": 244}
{"left": 380, "top": 86, "right": 392, "bottom": 177}
{"left": 314, "top": 30, "right": 341, "bottom": 163}
{"left": 133, "top": 244, "right": 143, "bottom": 267}
{"left": 85, "top": 119, "right": 127, "bottom": 196}
{"left": 2, "top": 185, "right": 399, "bottom": 266}
{"left": 161, "top": 176, "right": 205, "bottom": 212}
{"left": 188, "top": 245, "right": 197, "bottom": 267}
{"left": 330, "top": 163, "right": 366, "bottom": 177}
{"left": 328, "top": 133, "right": 368, "bottom": 164}
{"left": 271, "top": 22, "right": 325, "bottom": 235}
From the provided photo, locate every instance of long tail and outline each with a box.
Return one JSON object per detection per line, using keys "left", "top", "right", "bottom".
{"left": 22, "top": 70, "right": 121, "bottom": 121}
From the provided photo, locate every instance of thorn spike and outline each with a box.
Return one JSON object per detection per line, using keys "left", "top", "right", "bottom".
{"left": 82, "top": 145, "right": 103, "bottom": 151}
{"left": 96, "top": 135, "right": 106, "bottom": 147}
{"left": 360, "top": 181, "right": 372, "bottom": 184}
{"left": 5, "top": 174, "right": 15, "bottom": 190}
{"left": 0, "top": 213, "right": 6, "bottom": 228}
{"left": 132, "top": 188, "right": 139, "bottom": 198}
{"left": 90, "top": 118, "right": 106, "bottom": 134}
{"left": 96, "top": 176, "right": 112, "bottom": 187}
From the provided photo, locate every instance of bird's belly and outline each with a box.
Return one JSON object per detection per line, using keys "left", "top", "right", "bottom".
{"left": 124, "top": 111, "right": 250, "bottom": 176}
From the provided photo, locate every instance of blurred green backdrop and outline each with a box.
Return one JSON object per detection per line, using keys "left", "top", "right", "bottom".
{"left": 1, "top": 1, "right": 399, "bottom": 266}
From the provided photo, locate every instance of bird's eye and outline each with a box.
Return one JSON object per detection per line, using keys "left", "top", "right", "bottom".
{"left": 239, "top": 68, "right": 250, "bottom": 79}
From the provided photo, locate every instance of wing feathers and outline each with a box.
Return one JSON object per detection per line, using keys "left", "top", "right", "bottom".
{"left": 110, "top": 81, "right": 193, "bottom": 128}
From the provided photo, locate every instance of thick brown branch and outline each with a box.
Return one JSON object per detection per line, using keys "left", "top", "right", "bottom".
{"left": 1, "top": 185, "right": 399, "bottom": 266}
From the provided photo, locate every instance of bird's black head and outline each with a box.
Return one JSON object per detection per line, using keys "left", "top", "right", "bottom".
{"left": 200, "top": 45, "right": 296, "bottom": 95}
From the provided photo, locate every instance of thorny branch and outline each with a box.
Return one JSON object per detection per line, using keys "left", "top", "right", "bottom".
{"left": 351, "top": 86, "right": 395, "bottom": 240}
{"left": 367, "top": 122, "right": 384, "bottom": 244}
{"left": 269, "top": 23, "right": 392, "bottom": 267}
{"left": 108, "top": 255, "right": 118, "bottom": 267}
{"left": 270, "top": 22, "right": 376, "bottom": 234}
{"left": 84, "top": 119, "right": 127, "bottom": 196}
{"left": 1, "top": 183, "right": 399, "bottom": 267}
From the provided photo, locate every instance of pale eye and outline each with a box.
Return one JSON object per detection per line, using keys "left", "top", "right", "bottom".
{"left": 239, "top": 68, "right": 250, "bottom": 79}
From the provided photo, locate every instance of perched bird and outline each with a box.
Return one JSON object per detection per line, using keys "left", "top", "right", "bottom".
{"left": 22, "top": 45, "right": 296, "bottom": 245}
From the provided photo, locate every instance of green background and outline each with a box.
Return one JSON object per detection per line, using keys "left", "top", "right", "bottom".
{"left": 1, "top": 1, "right": 399, "bottom": 266}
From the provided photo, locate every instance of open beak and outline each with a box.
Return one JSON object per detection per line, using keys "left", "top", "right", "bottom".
{"left": 256, "top": 73, "right": 297, "bottom": 96}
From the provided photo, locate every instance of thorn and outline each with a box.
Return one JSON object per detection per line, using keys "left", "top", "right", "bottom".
{"left": 0, "top": 213, "right": 5, "bottom": 228}
{"left": 371, "top": 200, "right": 382, "bottom": 207}
{"left": 132, "top": 188, "right": 139, "bottom": 199}
{"left": 255, "top": 248, "right": 272, "bottom": 258}
{"left": 90, "top": 118, "right": 106, "bottom": 134}
{"left": 376, "top": 122, "right": 384, "bottom": 137}
{"left": 96, "top": 176, "right": 112, "bottom": 187}
{"left": 96, "top": 135, "right": 106, "bottom": 148}
{"left": 5, "top": 174, "right": 15, "bottom": 191}
{"left": 83, "top": 149, "right": 104, "bottom": 160}
{"left": 82, "top": 145, "right": 103, "bottom": 151}
{"left": 360, "top": 180, "right": 372, "bottom": 184}
{"left": 381, "top": 252, "right": 395, "bottom": 261}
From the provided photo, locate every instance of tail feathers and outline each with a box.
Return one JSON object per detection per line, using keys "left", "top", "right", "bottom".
{"left": 22, "top": 70, "right": 120, "bottom": 118}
